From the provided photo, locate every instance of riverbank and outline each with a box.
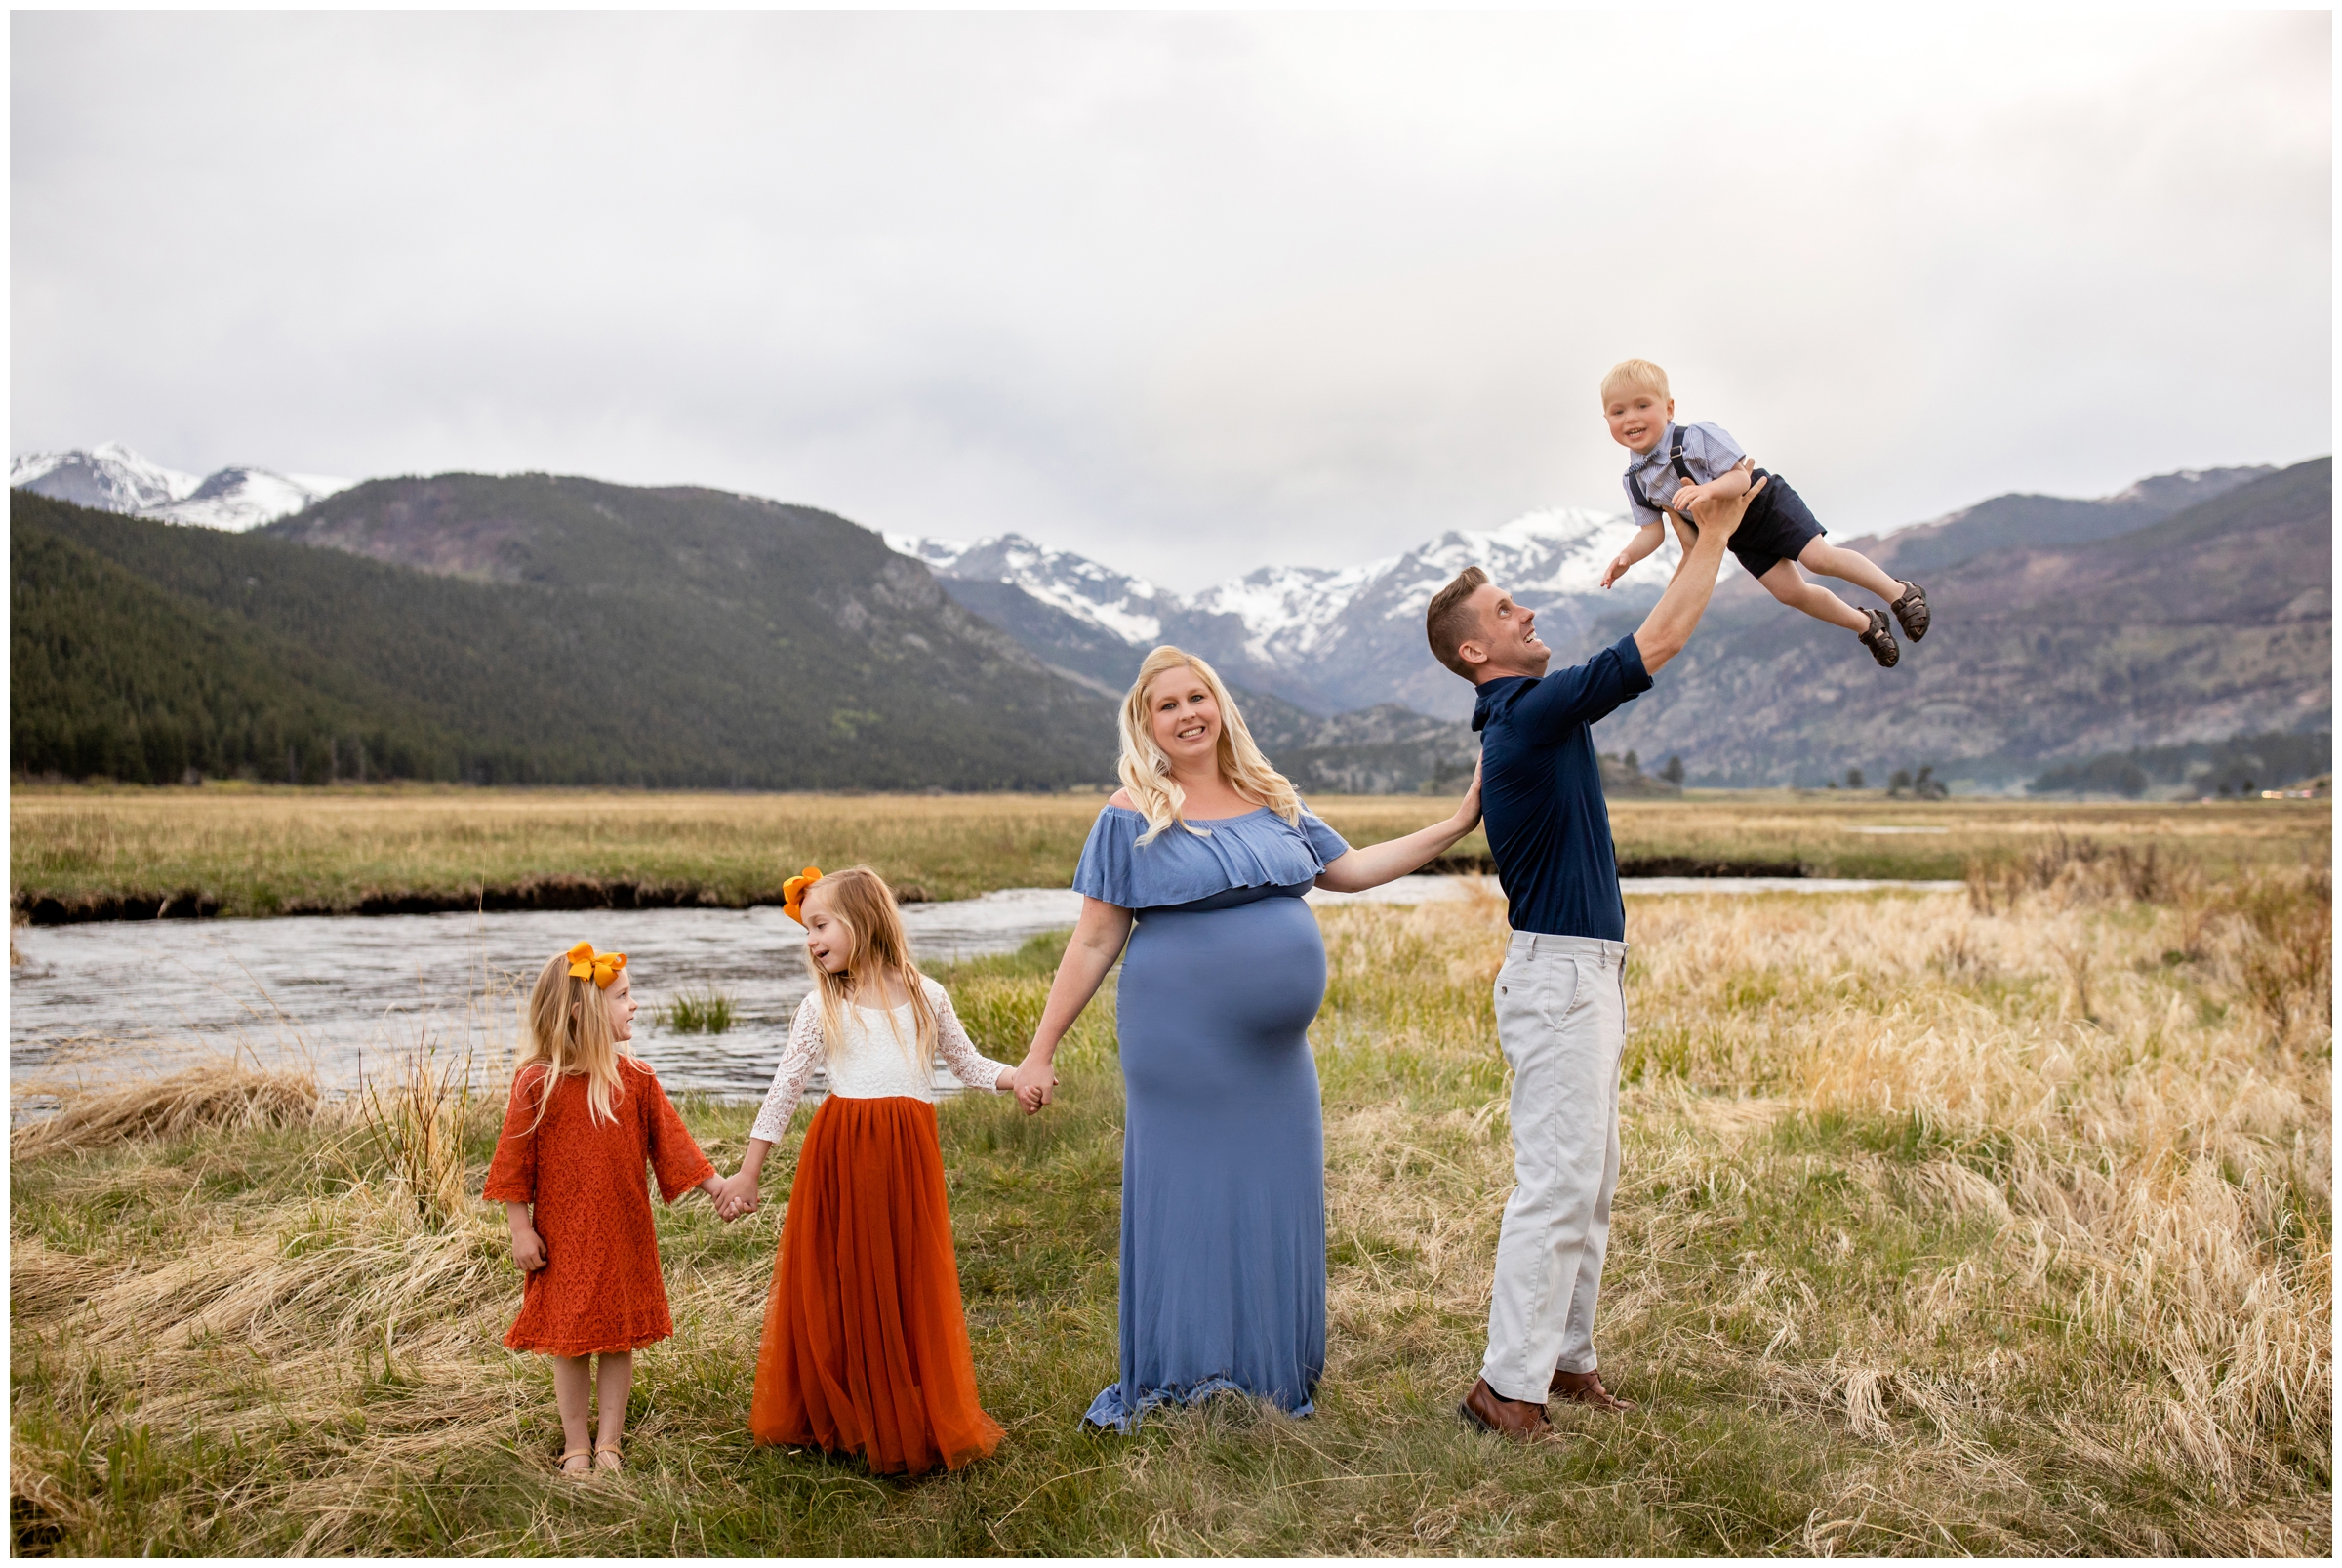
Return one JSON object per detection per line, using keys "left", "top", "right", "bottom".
{"left": 11, "top": 784, "right": 2327, "bottom": 922}
{"left": 12, "top": 864, "right": 2328, "bottom": 1554}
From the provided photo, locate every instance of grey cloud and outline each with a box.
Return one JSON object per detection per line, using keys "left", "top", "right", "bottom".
{"left": 12, "top": 12, "right": 2328, "bottom": 590}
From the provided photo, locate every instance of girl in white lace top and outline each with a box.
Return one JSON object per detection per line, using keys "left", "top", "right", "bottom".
{"left": 711, "top": 864, "right": 1016, "bottom": 1476}
{"left": 747, "top": 980, "right": 1013, "bottom": 1142}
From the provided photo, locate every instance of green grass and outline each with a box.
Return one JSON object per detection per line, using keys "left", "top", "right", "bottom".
{"left": 10, "top": 880, "right": 2330, "bottom": 1554}
{"left": 659, "top": 989, "right": 736, "bottom": 1035}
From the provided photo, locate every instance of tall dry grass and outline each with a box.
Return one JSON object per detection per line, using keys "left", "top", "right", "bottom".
{"left": 10, "top": 857, "right": 2331, "bottom": 1553}
{"left": 354, "top": 1047, "right": 478, "bottom": 1227}
{"left": 10, "top": 1060, "right": 319, "bottom": 1159}
{"left": 1303, "top": 856, "right": 2328, "bottom": 1549}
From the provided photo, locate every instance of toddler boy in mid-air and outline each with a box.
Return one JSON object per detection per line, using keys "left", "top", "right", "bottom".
{"left": 1595, "top": 358, "right": 1930, "bottom": 666}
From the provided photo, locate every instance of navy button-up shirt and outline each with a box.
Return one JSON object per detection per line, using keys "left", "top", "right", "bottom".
{"left": 1471, "top": 633, "right": 1654, "bottom": 941}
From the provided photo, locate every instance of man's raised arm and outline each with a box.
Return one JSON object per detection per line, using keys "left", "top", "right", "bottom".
{"left": 1632, "top": 476, "right": 1766, "bottom": 675}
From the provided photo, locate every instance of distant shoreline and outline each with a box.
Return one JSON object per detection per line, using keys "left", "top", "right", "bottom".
{"left": 11, "top": 790, "right": 2323, "bottom": 926}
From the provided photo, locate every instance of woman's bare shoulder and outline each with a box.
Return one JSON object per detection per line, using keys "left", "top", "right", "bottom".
{"left": 1107, "top": 788, "right": 1135, "bottom": 810}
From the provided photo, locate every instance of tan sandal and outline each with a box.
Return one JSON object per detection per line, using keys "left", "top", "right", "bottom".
{"left": 557, "top": 1446, "right": 592, "bottom": 1478}
{"left": 593, "top": 1443, "right": 623, "bottom": 1475}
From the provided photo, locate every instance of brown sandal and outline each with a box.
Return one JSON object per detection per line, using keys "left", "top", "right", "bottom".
{"left": 557, "top": 1446, "right": 592, "bottom": 1479}
{"left": 1889, "top": 580, "right": 1930, "bottom": 641}
{"left": 1859, "top": 608, "right": 1901, "bottom": 668}
{"left": 593, "top": 1443, "right": 623, "bottom": 1475}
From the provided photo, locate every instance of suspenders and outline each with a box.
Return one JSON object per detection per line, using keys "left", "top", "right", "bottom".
{"left": 1626, "top": 424, "right": 1697, "bottom": 519}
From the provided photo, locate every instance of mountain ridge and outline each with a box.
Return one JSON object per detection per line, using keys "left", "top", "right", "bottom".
{"left": 15, "top": 477, "right": 1115, "bottom": 789}
{"left": 1585, "top": 459, "right": 2331, "bottom": 786}
{"left": 18, "top": 444, "right": 2322, "bottom": 795}
{"left": 901, "top": 506, "right": 1662, "bottom": 717}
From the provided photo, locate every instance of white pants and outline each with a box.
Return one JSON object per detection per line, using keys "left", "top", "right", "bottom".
{"left": 1480, "top": 931, "right": 1627, "bottom": 1403}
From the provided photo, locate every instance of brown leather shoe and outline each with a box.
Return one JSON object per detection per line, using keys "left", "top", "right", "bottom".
{"left": 1459, "top": 1377, "right": 1552, "bottom": 1441}
{"left": 1549, "top": 1368, "right": 1635, "bottom": 1413}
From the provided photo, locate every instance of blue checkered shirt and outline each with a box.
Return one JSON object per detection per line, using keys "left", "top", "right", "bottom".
{"left": 1620, "top": 421, "right": 1747, "bottom": 527}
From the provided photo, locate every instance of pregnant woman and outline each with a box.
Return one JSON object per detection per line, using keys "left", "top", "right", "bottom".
{"left": 1010, "top": 645, "right": 1482, "bottom": 1429}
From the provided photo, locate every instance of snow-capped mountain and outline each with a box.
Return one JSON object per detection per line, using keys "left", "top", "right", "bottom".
{"left": 12, "top": 444, "right": 352, "bottom": 531}
{"left": 148, "top": 466, "right": 356, "bottom": 531}
{"left": 12, "top": 443, "right": 201, "bottom": 513}
{"left": 1194, "top": 507, "right": 1645, "bottom": 669}
{"left": 896, "top": 506, "right": 1663, "bottom": 719}
{"left": 886, "top": 532, "right": 1170, "bottom": 646}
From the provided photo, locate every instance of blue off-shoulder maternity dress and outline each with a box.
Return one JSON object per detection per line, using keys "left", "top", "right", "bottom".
{"left": 1072, "top": 802, "right": 1352, "bottom": 1430}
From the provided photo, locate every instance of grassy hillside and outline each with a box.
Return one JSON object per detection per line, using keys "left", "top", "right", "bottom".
{"left": 12, "top": 483, "right": 1114, "bottom": 789}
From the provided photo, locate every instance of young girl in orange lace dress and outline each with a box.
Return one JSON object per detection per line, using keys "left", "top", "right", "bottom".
{"left": 483, "top": 943, "right": 725, "bottom": 1478}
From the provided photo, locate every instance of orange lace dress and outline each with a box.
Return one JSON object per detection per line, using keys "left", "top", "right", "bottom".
{"left": 747, "top": 980, "right": 1012, "bottom": 1475}
{"left": 483, "top": 1057, "right": 715, "bottom": 1356}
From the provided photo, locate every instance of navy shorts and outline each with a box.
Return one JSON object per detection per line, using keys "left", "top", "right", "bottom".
{"left": 1678, "top": 470, "right": 1825, "bottom": 579}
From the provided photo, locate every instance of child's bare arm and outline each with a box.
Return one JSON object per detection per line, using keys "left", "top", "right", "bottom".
{"left": 505, "top": 1200, "right": 547, "bottom": 1271}
{"left": 1600, "top": 521, "right": 1667, "bottom": 589}
{"left": 1670, "top": 458, "right": 1754, "bottom": 515}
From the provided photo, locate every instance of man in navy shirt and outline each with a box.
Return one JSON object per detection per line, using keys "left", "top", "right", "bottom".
{"left": 1425, "top": 479, "right": 1761, "bottom": 1441}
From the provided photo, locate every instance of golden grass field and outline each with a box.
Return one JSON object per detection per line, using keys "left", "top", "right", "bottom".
{"left": 9, "top": 822, "right": 2331, "bottom": 1554}
{"left": 9, "top": 782, "right": 2330, "bottom": 917}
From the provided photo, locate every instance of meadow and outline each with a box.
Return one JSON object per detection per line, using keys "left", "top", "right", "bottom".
{"left": 10, "top": 782, "right": 2329, "bottom": 919}
{"left": 9, "top": 834, "right": 2330, "bottom": 1554}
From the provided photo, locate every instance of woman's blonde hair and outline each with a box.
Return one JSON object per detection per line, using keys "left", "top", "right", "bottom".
{"left": 518, "top": 951, "right": 634, "bottom": 1132}
{"left": 801, "top": 866, "right": 938, "bottom": 1072}
{"left": 1117, "top": 646, "right": 1301, "bottom": 845}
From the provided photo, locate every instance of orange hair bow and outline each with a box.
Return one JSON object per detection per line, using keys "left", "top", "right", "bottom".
{"left": 565, "top": 941, "right": 628, "bottom": 988}
{"left": 782, "top": 866, "right": 824, "bottom": 926}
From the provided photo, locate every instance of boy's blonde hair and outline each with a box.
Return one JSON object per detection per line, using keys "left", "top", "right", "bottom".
{"left": 519, "top": 951, "right": 634, "bottom": 1131}
{"left": 1117, "top": 645, "right": 1301, "bottom": 846}
{"left": 802, "top": 866, "right": 939, "bottom": 1073}
{"left": 1600, "top": 358, "right": 1671, "bottom": 405}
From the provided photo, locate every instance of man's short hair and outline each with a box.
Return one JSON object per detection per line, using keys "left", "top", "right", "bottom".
{"left": 1600, "top": 358, "right": 1670, "bottom": 405}
{"left": 1425, "top": 566, "right": 1490, "bottom": 680}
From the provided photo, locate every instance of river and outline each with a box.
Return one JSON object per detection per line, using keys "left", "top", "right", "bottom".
{"left": 10, "top": 875, "right": 1961, "bottom": 1101}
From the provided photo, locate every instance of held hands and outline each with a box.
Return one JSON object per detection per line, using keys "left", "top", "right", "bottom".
{"left": 710, "top": 1170, "right": 759, "bottom": 1222}
{"left": 509, "top": 1222, "right": 548, "bottom": 1273}
{"left": 1006, "top": 1055, "right": 1058, "bottom": 1115}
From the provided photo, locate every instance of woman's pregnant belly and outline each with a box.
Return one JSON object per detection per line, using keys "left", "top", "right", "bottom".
{"left": 1115, "top": 894, "right": 1327, "bottom": 1104}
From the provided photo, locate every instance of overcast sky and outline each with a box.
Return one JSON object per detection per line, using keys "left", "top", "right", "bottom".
{"left": 13, "top": 11, "right": 2330, "bottom": 590}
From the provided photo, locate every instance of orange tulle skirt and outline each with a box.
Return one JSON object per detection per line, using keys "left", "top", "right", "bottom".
{"left": 749, "top": 1095, "right": 1004, "bottom": 1476}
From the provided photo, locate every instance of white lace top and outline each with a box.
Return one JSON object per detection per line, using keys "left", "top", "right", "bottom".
{"left": 748, "top": 977, "right": 1013, "bottom": 1143}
